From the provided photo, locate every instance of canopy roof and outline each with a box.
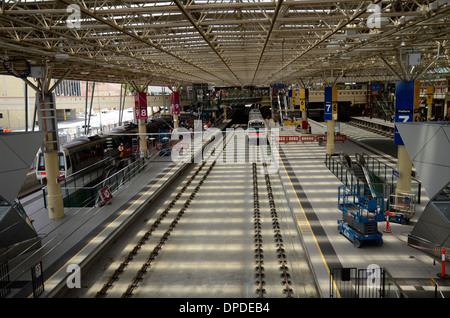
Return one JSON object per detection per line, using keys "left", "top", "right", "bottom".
{"left": 0, "top": 0, "right": 449, "bottom": 87}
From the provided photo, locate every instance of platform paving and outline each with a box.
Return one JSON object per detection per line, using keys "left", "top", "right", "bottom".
{"left": 276, "top": 121, "right": 450, "bottom": 298}
{"left": 4, "top": 118, "right": 450, "bottom": 299}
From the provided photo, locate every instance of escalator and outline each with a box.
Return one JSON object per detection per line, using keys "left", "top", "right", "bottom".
{"left": 340, "top": 153, "right": 377, "bottom": 198}
{"left": 373, "top": 94, "right": 394, "bottom": 121}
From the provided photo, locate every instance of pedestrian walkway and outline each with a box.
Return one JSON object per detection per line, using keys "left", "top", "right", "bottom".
{"left": 275, "top": 121, "right": 449, "bottom": 298}
{"left": 9, "top": 158, "right": 181, "bottom": 298}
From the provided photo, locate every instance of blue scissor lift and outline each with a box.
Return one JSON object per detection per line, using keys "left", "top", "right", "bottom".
{"left": 158, "top": 129, "right": 171, "bottom": 156}
{"left": 337, "top": 185, "right": 384, "bottom": 248}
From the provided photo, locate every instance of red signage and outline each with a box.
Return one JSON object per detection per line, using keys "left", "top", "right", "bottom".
{"left": 99, "top": 186, "right": 113, "bottom": 204}
{"left": 170, "top": 92, "right": 180, "bottom": 115}
{"left": 134, "top": 92, "right": 148, "bottom": 119}
{"left": 135, "top": 107, "right": 148, "bottom": 119}
{"left": 56, "top": 175, "right": 66, "bottom": 184}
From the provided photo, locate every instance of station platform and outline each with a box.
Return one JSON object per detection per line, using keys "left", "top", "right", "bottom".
{"left": 4, "top": 118, "right": 450, "bottom": 299}
{"left": 277, "top": 120, "right": 449, "bottom": 298}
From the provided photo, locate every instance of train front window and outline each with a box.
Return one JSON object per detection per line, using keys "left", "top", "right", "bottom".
{"left": 37, "top": 152, "right": 65, "bottom": 172}
{"left": 58, "top": 152, "right": 65, "bottom": 171}
{"left": 249, "top": 122, "right": 265, "bottom": 129}
{"left": 37, "top": 153, "right": 45, "bottom": 171}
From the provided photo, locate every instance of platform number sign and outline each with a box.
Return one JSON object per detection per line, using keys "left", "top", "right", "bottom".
{"left": 300, "top": 99, "right": 305, "bottom": 110}
{"left": 324, "top": 102, "right": 333, "bottom": 120}
{"left": 299, "top": 88, "right": 309, "bottom": 112}
{"left": 394, "top": 81, "right": 419, "bottom": 145}
{"left": 135, "top": 107, "right": 147, "bottom": 119}
{"left": 134, "top": 92, "right": 148, "bottom": 119}
{"left": 171, "top": 92, "right": 181, "bottom": 115}
{"left": 324, "top": 86, "right": 337, "bottom": 121}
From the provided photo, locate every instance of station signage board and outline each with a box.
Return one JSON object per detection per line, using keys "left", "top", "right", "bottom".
{"left": 171, "top": 92, "right": 180, "bottom": 115}
{"left": 299, "top": 88, "right": 308, "bottom": 112}
{"left": 324, "top": 86, "right": 337, "bottom": 121}
{"left": 394, "top": 81, "right": 420, "bottom": 145}
{"left": 134, "top": 92, "right": 148, "bottom": 119}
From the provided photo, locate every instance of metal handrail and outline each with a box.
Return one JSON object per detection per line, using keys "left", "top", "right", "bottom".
{"left": 431, "top": 278, "right": 445, "bottom": 298}
{"left": 43, "top": 158, "right": 145, "bottom": 208}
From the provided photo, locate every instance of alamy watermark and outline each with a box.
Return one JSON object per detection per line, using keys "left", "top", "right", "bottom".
{"left": 366, "top": 264, "right": 381, "bottom": 289}
{"left": 66, "top": 263, "right": 81, "bottom": 289}
{"left": 66, "top": 4, "right": 81, "bottom": 29}
{"left": 169, "top": 120, "right": 280, "bottom": 174}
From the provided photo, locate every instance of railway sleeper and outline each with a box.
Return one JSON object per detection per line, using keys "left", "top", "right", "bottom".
{"left": 96, "top": 285, "right": 108, "bottom": 297}
{"left": 256, "top": 287, "right": 266, "bottom": 297}
{"left": 255, "top": 265, "right": 265, "bottom": 273}
{"left": 254, "top": 247, "right": 263, "bottom": 254}
{"left": 283, "top": 287, "right": 294, "bottom": 296}
{"left": 122, "top": 285, "right": 136, "bottom": 298}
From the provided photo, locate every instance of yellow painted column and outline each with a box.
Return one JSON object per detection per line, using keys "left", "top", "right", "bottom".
{"left": 396, "top": 145, "right": 412, "bottom": 195}
{"left": 170, "top": 91, "right": 180, "bottom": 129}
{"left": 139, "top": 118, "right": 148, "bottom": 158}
{"left": 326, "top": 119, "right": 335, "bottom": 154}
{"left": 325, "top": 86, "right": 337, "bottom": 155}
{"left": 426, "top": 86, "right": 435, "bottom": 120}
{"left": 394, "top": 81, "right": 419, "bottom": 196}
{"left": 44, "top": 151, "right": 64, "bottom": 219}
{"left": 299, "top": 88, "right": 308, "bottom": 134}
{"left": 173, "top": 114, "right": 179, "bottom": 129}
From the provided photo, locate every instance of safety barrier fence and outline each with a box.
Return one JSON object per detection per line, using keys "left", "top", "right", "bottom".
{"left": 43, "top": 158, "right": 146, "bottom": 208}
{"left": 361, "top": 153, "right": 421, "bottom": 204}
{"left": 274, "top": 134, "right": 347, "bottom": 143}
{"left": 384, "top": 225, "right": 449, "bottom": 278}
{"left": 325, "top": 153, "right": 422, "bottom": 203}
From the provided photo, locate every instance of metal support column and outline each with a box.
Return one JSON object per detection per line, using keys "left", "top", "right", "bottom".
{"left": 397, "top": 145, "right": 412, "bottom": 195}
{"left": 325, "top": 86, "right": 337, "bottom": 155}
{"left": 426, "top": 86, "right": 435, "bottom": 120}
{"left": 133, "top": 88, "right": 149, "bottom": 158}
{"left": 36, "top": 91, "right": 64, "bottom": 219}
{"left": 394, "top": 81, "right": 419, "bottom": 197}
{"left": 300, "top": 88, "right": 308, "bottom": 134}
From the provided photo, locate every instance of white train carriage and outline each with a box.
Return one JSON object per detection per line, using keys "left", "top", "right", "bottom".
{"left": 36, "top": 127, "right": 134, "bottom": 182}
{"left": 247, "top": 109, "right": 268, "bottom": 143}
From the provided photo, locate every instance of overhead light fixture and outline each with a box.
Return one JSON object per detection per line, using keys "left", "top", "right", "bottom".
{"left": 54, "top": 53, "right": 69, "bottom": 59}
{"left": 326, "top": 44, "right": 340, "bottom": 50}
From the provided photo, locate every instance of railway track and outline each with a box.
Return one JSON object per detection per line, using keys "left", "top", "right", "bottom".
{"left": 253, "top": 162, "right": 294, "bottom": 298}
{"left": 94, "top": 130, "right": 299, "bottom": 298}
{"left": 95, "top": 131, "right": 224, "bottom": 298}
{"left": 346, "top": 119, "right": 394, "bottom": 139}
